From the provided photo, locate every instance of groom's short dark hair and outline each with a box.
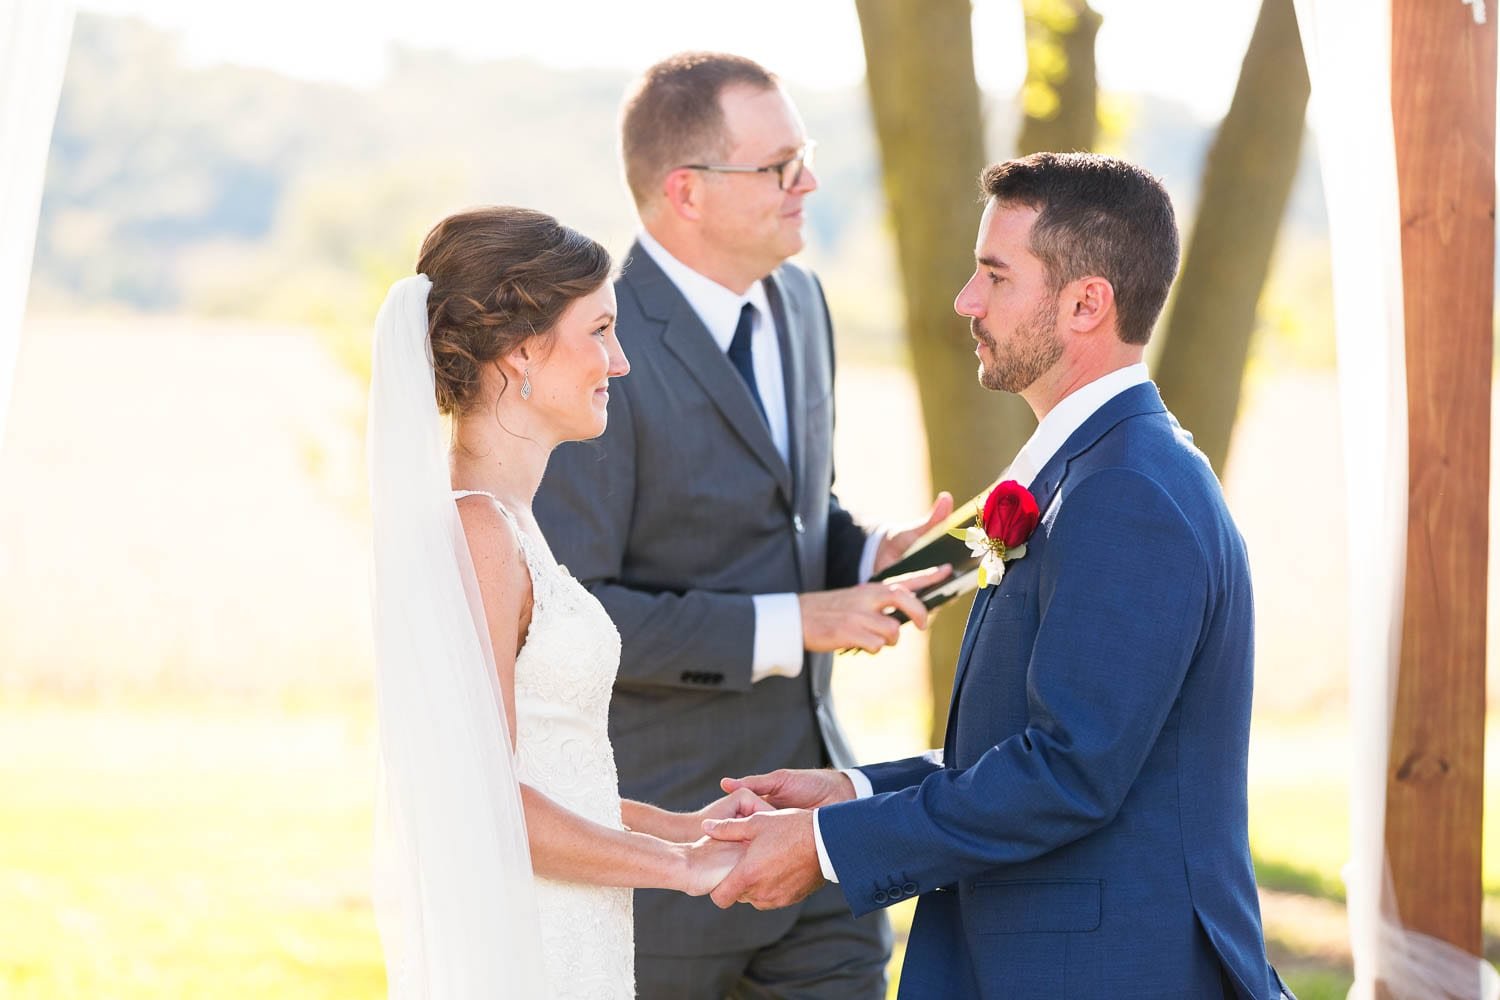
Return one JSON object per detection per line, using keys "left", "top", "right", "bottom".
{"left": 982, "top": 153, "right": 1180, "bottom": 346}
{"left": 620, "top": 52, "right": 778, "bottom": 210}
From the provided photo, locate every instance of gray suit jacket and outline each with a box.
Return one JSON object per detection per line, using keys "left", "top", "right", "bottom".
{"left": 535, "top": 243, "right": 868, "bottom": 956}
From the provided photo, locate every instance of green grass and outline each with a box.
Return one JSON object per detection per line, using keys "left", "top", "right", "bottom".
{"left": 1252, "top": 854, "right": 1346, "bottom": 902}
{"left": 0, "top": 706, "right": 385, "bottom": 999}
{"left": 1248, "top": 719, "right": 1500, "bottom": 896}
{"left": 5, "top": 706, "right": 1497, "bottom": 998}
{"left": 1279, "top": 968, "right": 1355, "bottom": 999}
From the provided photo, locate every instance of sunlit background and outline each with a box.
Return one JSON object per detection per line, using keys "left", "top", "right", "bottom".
{"left": 1, "top": 2, "right": 1495, "bottom": 998}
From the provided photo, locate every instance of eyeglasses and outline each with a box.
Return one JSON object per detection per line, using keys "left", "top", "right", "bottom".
{"left": 679, "top": 141, "right": 817, "bottom": 191}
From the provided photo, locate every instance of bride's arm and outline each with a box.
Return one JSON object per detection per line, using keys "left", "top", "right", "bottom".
{"left": 522, "top": 785, "right": 737, "bottom": 894}
{"left": 457, "top": 500, "right": 740, "bottom": 896}
{"left": 620, "top": 792, "right": 771, "bottom": 844}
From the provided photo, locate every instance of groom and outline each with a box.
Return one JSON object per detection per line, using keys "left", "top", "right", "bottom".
{"left": 705, "top": 153, "right": 1293, "bottom": 999}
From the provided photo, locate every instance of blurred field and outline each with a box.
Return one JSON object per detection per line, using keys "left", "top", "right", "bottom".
{"left": 2, "top": 315, "right": 1497, "bottom": 997}
{"left": 0, "top": 316, "right": 371, "bottom": 700}
{"left": 0, "top": 706, "right": 381, "bottom": 999}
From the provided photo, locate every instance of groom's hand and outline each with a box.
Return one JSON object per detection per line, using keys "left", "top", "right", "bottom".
{"left": 873, "top": 491, "right": 954, "bottom": 575}
{"left": 721, "top": 768, "right": 854, "bottom": 810}
{"left": 702, "top": 809, "right": 823, "bottom": 910}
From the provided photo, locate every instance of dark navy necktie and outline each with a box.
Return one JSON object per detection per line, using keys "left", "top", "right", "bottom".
{"left": 726, "top": 302, "right": 768, "bottom": 425}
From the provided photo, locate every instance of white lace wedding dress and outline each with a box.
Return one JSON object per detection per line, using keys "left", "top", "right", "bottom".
{"left": 454, "top": 490, "right": 635, "bottom": 999}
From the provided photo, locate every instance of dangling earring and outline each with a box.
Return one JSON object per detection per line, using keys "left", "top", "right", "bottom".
{"left": 520, "top": 367, "right": 532, "bottom": 401}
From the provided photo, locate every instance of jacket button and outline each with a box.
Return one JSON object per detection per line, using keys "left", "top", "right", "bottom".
{"left": 792, "top": 513, "right": 805, "bottom": 534}
{"left": 873, "top": 890, "right": 888, "bottom": 905}
{"left": 903, "top": 882, "right": 918, "bottom": 895}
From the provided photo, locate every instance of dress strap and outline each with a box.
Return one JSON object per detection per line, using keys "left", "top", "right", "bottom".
{"left": 452, "top": 489, "right": 516, "bottom": 521}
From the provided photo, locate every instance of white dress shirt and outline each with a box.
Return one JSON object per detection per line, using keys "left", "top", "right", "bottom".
{"left": 812, "top": 363, "right": 1153, "bottom": 881}
{"left": 636, "top": 232, "right": 882, "bottom": 682}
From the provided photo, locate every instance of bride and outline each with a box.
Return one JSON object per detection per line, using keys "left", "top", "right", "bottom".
{"left": 367, "top": 206, "right": 764, "bottom": 998}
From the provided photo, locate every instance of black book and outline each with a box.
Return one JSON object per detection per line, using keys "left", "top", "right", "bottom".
{"left": 872, "top": 473, "right": 1009, "bottom": 624}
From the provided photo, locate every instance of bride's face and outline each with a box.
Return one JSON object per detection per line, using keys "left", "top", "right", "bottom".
{"left": 524, "top": 283, "right": 629, "bottom": 442}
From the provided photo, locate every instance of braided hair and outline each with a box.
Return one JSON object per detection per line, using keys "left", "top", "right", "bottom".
{"left": 416, "top": 207, "right": 612, "bottom": 415}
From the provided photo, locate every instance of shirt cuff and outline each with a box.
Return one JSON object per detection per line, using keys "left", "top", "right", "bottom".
{"left": 858, "top": 528, "right": 886, "bottom": 583}
{"left": 815, "top": 769, "right": 874, "bottom": 883}
{"left": 812, "top": 808, "right": 839, "bottom": 883}
{"left": 842, "top": 767, "right": 874, "bottom": 799}
{"left": 750, "top": 592, "right": 804, "bottom": 683}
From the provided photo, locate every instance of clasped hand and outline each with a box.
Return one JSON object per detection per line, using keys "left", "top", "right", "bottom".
{"left": 677, "top": 784, "right": 775, "bottom": 896}
{"left": 698, "top": 768, "right": 857, "bottom": 909}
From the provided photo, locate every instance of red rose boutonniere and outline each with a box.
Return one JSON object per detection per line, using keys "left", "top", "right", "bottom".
{"left": 948, "top": 480, "right": 1040, "bottom": 588}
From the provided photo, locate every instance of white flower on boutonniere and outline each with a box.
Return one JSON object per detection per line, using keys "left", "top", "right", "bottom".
{"left": 947, "top": 480, "right": 1041, "bottom": 588}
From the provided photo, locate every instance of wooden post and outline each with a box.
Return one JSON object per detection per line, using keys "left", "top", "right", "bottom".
{"left": 1386, "top": 0, "right": 1494, "bottom": 976}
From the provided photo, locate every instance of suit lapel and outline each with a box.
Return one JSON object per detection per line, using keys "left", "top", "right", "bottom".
{"left": 941, "top": 381, "right": 1170, "bottom": 751}
{"left": 764, "top": 273, "right": 804, "bottom": 503}
{"left": 943, "top": 448, "right": 1070, "bottom": 735}
{"left": 627, "top": 244, "right": 793, "bottom": 503}
{"left": 941, "top": 585, "right": 995, "bottom": 752}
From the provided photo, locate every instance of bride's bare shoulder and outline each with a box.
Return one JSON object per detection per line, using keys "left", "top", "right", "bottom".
{"left": 454, "top": 496, "right": 529, "bottom": 591}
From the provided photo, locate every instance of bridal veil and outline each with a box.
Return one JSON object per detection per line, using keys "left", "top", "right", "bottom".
{"left": 368, "top": 274, "right": 548, "bottom": 998}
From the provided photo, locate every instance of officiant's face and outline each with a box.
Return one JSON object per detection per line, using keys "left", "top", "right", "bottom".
{"left": 524, "top": 282, "right": 629, "bottom": 442}
{"left": 955, "top": 200, "right": 1064, "bottom": 394}
{"left": 699, "top": 84, "right": 818, "bottom": 278}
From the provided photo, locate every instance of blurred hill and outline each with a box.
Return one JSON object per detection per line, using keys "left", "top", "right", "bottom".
{"left": 29, "top": 12, "right": 1333, "bottom": 367}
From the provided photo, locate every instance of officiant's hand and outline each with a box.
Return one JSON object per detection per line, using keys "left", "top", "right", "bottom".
{"left": 702, "top": 809, "right": 823, "bottom": 910}
{"left": 798, "top": 564, "right": 950, "bottom": 653}
{"left": 872, "top": 491, "right": 954, "bottom": 575}
{"left": 720, "top": 768, "right": 854, "bottom": 810}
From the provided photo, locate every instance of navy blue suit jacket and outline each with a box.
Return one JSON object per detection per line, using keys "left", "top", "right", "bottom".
{"left": 818, "top": 383, "right": 1286, "bottom": 998}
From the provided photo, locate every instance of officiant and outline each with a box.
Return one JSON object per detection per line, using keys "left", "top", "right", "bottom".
{"left": 535, "top": 51, "right": 950, "bottom": 998}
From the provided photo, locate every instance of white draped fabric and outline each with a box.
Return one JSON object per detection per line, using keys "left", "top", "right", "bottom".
{"left": 1293, "top": 1, "right": 1500, "bottom": 997}
{"left": 368, "top": 275, "right": 548, "bottom": 999}
{"left": 0, "top": 0, "right": 73, "bottom": 450}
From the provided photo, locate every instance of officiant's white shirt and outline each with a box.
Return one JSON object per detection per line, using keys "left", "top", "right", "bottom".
{"left": 813, "top": 362, "right": 1151, "bottom": 882}
{"left": 636, "top": 232, "right": 882, "bottom": 683}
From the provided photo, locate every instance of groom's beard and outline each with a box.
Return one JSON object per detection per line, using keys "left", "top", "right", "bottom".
{"left": 973, "top": 299, "right": 1063, "bottom": 394}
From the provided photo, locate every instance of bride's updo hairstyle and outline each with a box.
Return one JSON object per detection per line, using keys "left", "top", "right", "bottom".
{"left": 417, "top": 206, "right": 612, "bottom": 416}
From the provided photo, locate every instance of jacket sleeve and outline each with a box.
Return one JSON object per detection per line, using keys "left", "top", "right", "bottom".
{"left": 818, "top": 467, "right": 1212, "bottom": 915}
{"left": 858, "top": 754, "right": 945, "bottom": 795}
{"left": 534, "top": 376, "right": 758, "bottom": 693}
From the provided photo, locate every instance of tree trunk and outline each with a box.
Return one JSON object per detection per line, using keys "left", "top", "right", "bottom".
{"left": 855, "top": 0, "right": 1034, "bottom": 744}
{"left": 1015, "top": 0, "right": 1102, "bottom": 156}
{"left": 1152, "top": 0, "right": 1309, "bottom": 474}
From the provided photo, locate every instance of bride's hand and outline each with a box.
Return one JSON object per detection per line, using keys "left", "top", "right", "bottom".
{"left": 692, "top": 786, "right": 774, "bottom": 828}
{"left": 679, "top": 836, "right": 745, "bottom": 897}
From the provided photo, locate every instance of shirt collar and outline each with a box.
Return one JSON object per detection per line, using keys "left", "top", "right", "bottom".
{"left": 637, "top": 229, "right": 771, "bottom": 351}
{"left": 1007, "top": 363, "right": 1151, "bottom": 486}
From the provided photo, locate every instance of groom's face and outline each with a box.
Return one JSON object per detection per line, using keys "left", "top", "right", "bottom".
{"left": 955, "top": 200, "right": 1064, "bottom": 394}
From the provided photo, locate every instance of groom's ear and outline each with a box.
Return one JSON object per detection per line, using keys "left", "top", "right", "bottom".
{"left": 662, "top": 168, "right": 704, "bottom": 222}
{"left": 1066, "top": 276, "right": 1115, "bottom": 335}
